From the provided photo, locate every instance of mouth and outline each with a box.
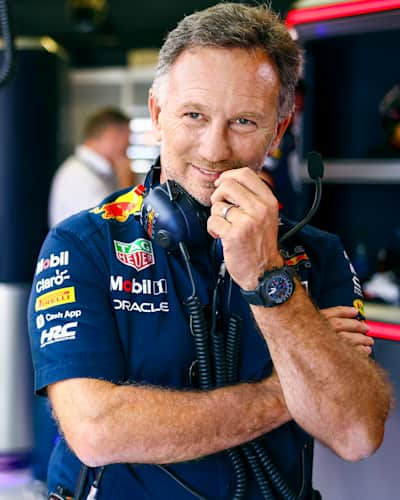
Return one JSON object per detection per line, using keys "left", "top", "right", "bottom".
{"left": 191, "top": 163, "right": 224, "bottom": 181}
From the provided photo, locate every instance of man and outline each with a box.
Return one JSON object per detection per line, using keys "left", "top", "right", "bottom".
{"left": 48, "top": 107, "right": 134, "bottom": 227}
{"left": 28, "top": 4, "right": 391, "bottom": 499}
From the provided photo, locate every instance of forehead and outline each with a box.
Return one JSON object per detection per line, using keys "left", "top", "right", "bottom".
{"left": 165, "top": 46, "right": 280, "bottom": 107}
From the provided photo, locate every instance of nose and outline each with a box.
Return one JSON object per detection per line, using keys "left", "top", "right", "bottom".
{"left": 197, "top": 121, "right": 232, "bottom": 163}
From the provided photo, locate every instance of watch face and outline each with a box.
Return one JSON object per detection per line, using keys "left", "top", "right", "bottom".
{"left": 265, "top": 272, "right": 294, "bottom": 304}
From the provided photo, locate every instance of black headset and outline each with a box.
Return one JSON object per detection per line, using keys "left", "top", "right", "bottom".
{"left": 139, "top": 164, "right": 211, "bottom": 252}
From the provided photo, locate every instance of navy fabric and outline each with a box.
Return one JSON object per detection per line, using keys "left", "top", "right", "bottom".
{"left": 28, "top": 182, "right": 364, "bottom": 499}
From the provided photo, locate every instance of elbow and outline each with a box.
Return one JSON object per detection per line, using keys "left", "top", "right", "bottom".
{"left": 334, "top": 421, "right": 385, "bottom": 462}
{"left": 65, "top": 419, "right": 110, "bottom": 467}
{"left": 332, "top": 383, "right": 392, "bottom": 462}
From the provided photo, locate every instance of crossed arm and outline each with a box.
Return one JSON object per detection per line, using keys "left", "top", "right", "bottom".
{"left": 48, "top": 302, "right": 388, "bottom": 468}
{"left": 48, "top": 168, "right": 392, "bottom": 468}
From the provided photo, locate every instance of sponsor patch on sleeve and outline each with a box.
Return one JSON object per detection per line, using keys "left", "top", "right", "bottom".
{"left": 35, "top": 286, "right": 76, "bottom": 311}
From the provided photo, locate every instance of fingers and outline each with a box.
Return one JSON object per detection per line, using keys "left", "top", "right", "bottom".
{"left": 207, "top": 200, "right": 251, "bottom": 239}
{"left": 338, "top": 331, "right": 374, "bottom": 355}
{"left": 320, "top": 306, "right": 359, "bottom": 320}
{"left": 321, "top": 305, "right": 374, "bottom": 356}
{"left": 320, "top": 306, "right": 370, "bottom": 333}
{"left": 208, "top": 167, "right": 279, "bottom": 243}
{"left": 207, "top": 167, "right": 283, "bottom": 288}
{"left": 327, "top": 316, "right": 370, "bottom": 335}
{"left": 210, "top": 167, "right": 278, "bottom": 216}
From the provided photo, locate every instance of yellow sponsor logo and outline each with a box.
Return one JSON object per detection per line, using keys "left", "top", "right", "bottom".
{"left": 35, "top": 286, "right": 76, "bottom": 311}
{"left": 353, "top": 299, "right": 365, "bottom": 317}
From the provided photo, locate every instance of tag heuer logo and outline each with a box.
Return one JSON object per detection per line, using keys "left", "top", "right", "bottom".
{"left": 113, "top": 239, "right": 154, "bottom": 271}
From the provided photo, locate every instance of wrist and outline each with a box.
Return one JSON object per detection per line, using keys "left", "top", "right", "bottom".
{"left": 241, "top": 255, "right": 285, "bottom": 291}
{"left": 240, "top": 264, "right": 295, "bottom": 307}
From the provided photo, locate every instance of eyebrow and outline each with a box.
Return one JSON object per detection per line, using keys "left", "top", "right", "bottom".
{"left": 179, "top": 102, "right": 267, "bottom": 121}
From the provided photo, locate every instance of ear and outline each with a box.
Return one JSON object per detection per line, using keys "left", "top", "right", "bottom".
{"left": 269, "top": 114, "right": 293, "bottom": 154}
{"left": 148, "top": 89, "right": 162, "bottom": 142}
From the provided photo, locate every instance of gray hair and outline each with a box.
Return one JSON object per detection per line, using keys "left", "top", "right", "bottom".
{"left": 152, "top": 2, "right": 303, "bottom": 121}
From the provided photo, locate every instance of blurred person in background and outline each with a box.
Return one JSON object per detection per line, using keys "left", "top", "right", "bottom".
{"left": 369, "top": 82, "right": 400, "bottom": 158}
{"left": 48, "top": 107, "right": 135, "bottom": 227}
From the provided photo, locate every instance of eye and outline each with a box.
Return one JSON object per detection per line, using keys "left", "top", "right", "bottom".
{"left": 231, "top": 117, "right": 257, "bottom": 132}
{"left": 184, "top": 112, "right": 202, "bottom": 120}
{"left": 235, "top": 117, "right": 255, "bottom": 126}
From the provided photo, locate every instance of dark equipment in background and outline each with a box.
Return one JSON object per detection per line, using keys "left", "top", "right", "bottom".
{"left": 67, "top": 0, "right": 109, "bottom": 34}
{"left": 0, "top": 0, "right": 16, "bottom": 87}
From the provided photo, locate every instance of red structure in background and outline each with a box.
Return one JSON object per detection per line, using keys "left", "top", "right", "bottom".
{"left": 367, "top": 320, "right": 400, "bottom": 342}
{"left": 286, "top": 0, "right": 400, "bottom": 28}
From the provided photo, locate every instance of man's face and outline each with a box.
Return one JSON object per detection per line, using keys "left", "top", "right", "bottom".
{"left": 149, "top": 46, "right": 290, "bottom": 206}
{"left": 108, "top": 123, "right": 130, "bottom": 163}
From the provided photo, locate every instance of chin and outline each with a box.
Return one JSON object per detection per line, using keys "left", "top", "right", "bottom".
{"left": 190, "top": 190, "right": 212, "bottom": 207}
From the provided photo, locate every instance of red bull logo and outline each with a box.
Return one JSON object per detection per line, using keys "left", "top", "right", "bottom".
{"left": 285, "top": 252, "right": 309, "bottom": 267}
{"left": 91, "top": 185, "right": 145, "bottom": 222}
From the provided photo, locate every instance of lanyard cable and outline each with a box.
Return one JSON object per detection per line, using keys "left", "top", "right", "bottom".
{"left": 85, "top": 467, "right": 105, "bottom": 500}
{"left": 73, "top": 465, "right": 89, "bottom": 500}
{"left": 73, "top": 465, "right": 105, "bottom": 500}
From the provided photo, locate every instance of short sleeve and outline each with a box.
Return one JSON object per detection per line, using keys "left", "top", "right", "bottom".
{"left": 28, "top": 224, "right": 125, "bottom": 395}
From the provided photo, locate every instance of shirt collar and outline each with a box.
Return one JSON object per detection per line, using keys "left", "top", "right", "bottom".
{"left": 75, "top": 144, "right": 114, "bottom": 177}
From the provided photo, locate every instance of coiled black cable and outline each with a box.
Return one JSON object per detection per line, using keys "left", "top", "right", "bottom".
{"left": 225, "top": 314, "right": 242, "bottom": 385}
{"left": 251, "top": 441, "right": 296, "bottom": 500}
{"left": 185, "top": 294, "right": 213, "bottom": 390}
{"left": 221, "top": 305, "right": 274, "bottom": 499}
{"left": 0, "top": 0, "right": 16, "bottom": 87}
{"left": 242, "top": 444, "right": 274, "bottom": 499}
{"left": 210, "top": 272, "right": 247, "bottom": 500}
{"left": 180, "top": 242, "right": 213, "bottom": 390}
{"left": 180, "top": 243, "right": 300, "bottom": 500}
{"left": 181, "top": 247, "right": 247, "bottom": 500}
{"left": 210, "top": 273, "right": 227, "bottom": 387}
{"left": 226, "top": 448, "right": 247, "bottom": 500}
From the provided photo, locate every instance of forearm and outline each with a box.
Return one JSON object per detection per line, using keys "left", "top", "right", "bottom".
{"left": 49, "top": 375, "right": 290, "bottom": 467}
{"left": 251, "top": 281, "right": 392, "bottom": 460}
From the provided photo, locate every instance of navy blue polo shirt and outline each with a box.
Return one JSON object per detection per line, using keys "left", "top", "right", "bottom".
{"left": 28, "top": 181, "right": 364, "bottom": 499}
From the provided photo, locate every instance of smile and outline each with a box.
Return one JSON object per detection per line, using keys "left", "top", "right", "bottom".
{"left": 191, "top": 164, "right": 224, "bottom": 179}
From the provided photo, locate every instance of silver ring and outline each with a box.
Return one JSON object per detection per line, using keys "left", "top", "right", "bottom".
{"left": 221, "top": 204, "right": 235, "bottom": 221}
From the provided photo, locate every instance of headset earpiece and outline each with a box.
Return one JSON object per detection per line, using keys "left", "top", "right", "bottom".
{"left": 140, "top": 181, "right": 210, "bottom": 252}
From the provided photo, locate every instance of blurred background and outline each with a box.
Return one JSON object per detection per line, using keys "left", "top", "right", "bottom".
{"left": 0, "top": 1, "right": 399, "bottom": 499}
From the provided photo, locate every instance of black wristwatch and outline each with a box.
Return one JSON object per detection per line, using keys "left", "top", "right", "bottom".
{"left": 240, "top": 265, "right": 295, "bottom": 307}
